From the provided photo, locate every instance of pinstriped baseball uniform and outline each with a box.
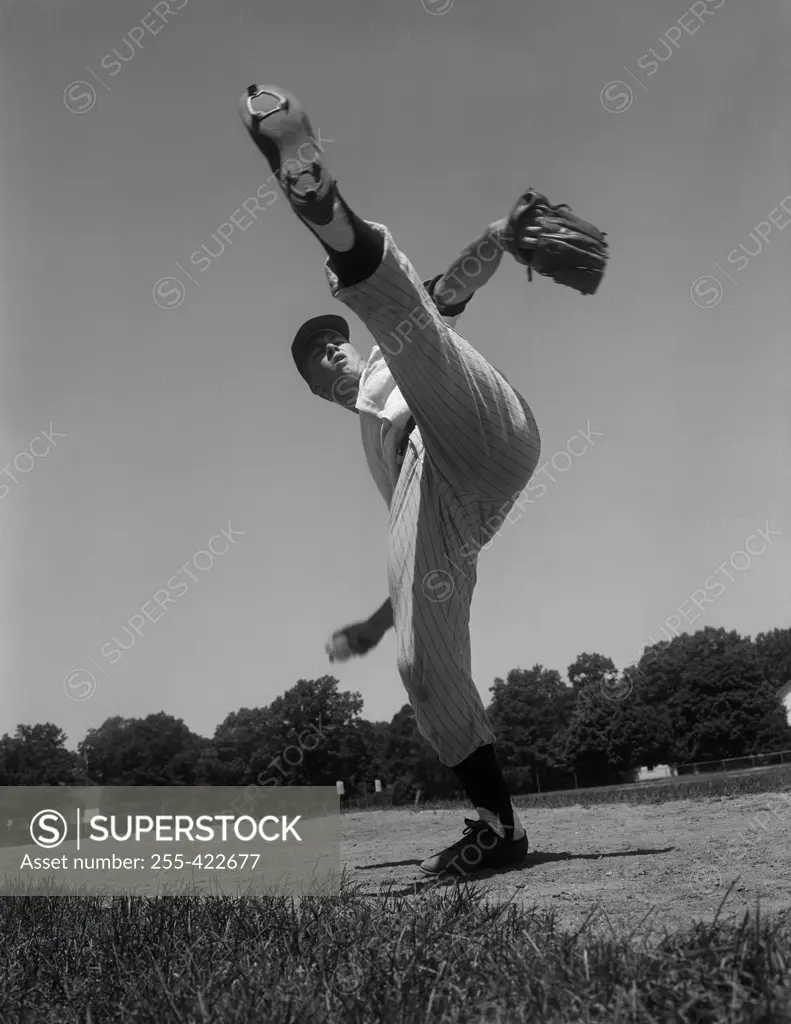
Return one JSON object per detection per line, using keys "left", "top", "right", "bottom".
{"left": 326, "top": 224, "right": 541, "bottom": 766}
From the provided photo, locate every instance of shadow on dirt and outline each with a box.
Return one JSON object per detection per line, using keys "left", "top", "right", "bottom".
{"left": 528, "top": 846, "right": 675, "bottom": 866}
{"left": 354, "top": 846, "right": 675, "bottom": 897}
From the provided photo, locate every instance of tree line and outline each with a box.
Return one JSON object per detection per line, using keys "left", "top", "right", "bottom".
{"left": 2, "top": 627, "right": 790, "bottom": 804}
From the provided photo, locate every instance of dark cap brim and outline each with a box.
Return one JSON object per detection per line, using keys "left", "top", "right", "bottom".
{"left": 291, "top": 314, "right": 350, "bottom": 377}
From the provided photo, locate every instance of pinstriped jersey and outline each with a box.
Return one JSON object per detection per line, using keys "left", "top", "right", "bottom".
{"left": 356, "top": 311, "right": 463, "bottom": 507}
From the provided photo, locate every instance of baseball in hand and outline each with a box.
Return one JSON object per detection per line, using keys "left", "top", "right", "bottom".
{"left": 326, "top": 632, "right": 352, "bottom": 662}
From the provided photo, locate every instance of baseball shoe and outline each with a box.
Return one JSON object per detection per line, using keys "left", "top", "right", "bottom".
{"left": 238, "top": 84, "right": 336, "bottom": 226}
{"left": 419, "top": 818, "right": 529, "bottom": 877}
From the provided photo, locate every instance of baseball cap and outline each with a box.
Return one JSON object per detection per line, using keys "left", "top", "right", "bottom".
{"left": 291, "top": 314, "right": 350, "bottom": 378}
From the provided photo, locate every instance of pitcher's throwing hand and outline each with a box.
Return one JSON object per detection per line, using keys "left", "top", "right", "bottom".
{"left": 325, "top": 620, "right": 383, "bottom": 663}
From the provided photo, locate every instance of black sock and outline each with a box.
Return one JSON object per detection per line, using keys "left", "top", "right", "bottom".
{"left": 302, "top": 194, "right": 384, "bottom": 288}
{"left": 450, "top": 744, "right": 515, "bottom": 830}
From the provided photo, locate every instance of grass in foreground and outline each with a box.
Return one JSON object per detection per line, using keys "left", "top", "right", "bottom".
{"left": 1, "top": 882, "right": 790, "bottom": 1023}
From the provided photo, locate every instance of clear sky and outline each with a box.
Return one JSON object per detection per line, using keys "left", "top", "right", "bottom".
{"left": 1, "top": 0, "right": 789, "bottom": 749}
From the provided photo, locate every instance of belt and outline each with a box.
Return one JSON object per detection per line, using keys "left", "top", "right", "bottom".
{"left": 396, "top": 416, "right": 416, "bottom": 467}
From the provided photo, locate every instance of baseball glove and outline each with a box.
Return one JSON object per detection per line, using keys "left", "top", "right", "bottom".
{"left": 501, "top": 189, "right": 609, "bottom": 296}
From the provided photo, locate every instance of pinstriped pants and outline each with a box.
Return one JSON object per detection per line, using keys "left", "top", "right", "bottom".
{"left": 328, "top": 225, "right": 541, "bottom": 766}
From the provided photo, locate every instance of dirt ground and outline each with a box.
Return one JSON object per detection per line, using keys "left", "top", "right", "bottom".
{"left": 342, "top": 792, "right": 791, "bottom": 937}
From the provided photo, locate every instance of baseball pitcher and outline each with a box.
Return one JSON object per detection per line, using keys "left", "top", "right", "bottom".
{"left": 238, "top": 84, "right": 608, "bottom": 875}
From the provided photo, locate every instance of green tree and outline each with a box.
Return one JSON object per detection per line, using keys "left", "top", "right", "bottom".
{"left": 0, "top": 724, "right": 84, "bottom": 786}
{"left": 193, "top": 743, "right": 242, "bottom": 786}
{"left": 754, "top": 627, "right": 791, "bottom": 697}
{"left": 0, "top": 724, "right": 85, "bottom": 841}
{"left": 557, "top": 670, "right": 669, "bottom": 785}
{"left": 223, "top": 677, "right": 369, "bottom": 788}
{"left": 487, "top": 665, "right": 576, "bottom": 792}
{"left": 382, "top": 706, "right": 459, "bottom": 802}
{"left": 212, "top": 707, "right": 272, "bottom": 774}
{"left": 636, "top": 627, "right": 791, "bottom": 764}
{"left": 78, "top": 714, "right": 207, "bottom": 785}
{"left": 350, "top": 719, "right": 390, "bottom": 794}
{"left": 567, "top": 652, "right": 617, "bottom": 694}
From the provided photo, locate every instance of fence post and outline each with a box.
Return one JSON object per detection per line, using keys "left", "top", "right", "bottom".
{"left": 414, "top": 789, "right": 422, "bottom": 810}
